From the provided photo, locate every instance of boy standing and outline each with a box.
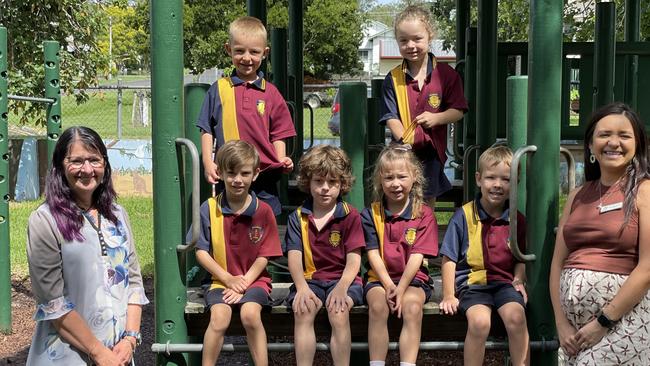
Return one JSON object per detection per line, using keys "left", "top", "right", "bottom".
{"left": 194, "top": 140, "right": 282, "bottom": 366}
{"left": 197, "top": 16, "right": 296, "bottom": 215}
{"left": 439, "top": 145, "right": 529, "bottom": 366}
{"left": 284, "top": 145, "right": 365, "bottom": 366}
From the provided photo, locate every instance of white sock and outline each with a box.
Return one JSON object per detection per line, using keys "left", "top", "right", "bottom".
{"left": 400, "top": 363, "right": 416, "bottom": 366}
{"left": 369, "top": 361, "right": 385, "bottom": 366}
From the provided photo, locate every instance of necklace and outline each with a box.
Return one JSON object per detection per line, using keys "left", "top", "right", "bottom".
{"left": 597, "top": 178, "right": 624, "bottom": 214}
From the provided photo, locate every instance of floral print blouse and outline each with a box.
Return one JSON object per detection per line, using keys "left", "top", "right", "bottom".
{"left": 26, "top": 204, "right": 149, "bottom": 365}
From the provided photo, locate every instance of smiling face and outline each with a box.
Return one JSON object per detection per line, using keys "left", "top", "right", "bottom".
{"left": 220, "top": 162, "right": 259, "bottom": 201}
{"left": 589, "top": 114, "right": 636, "bottom": 177}
{"left": 476, "top": 161, "right": 511, "bottom": 212}
{"left": 225, "top": 33, "right": 268, "bottom": 82}
{"left": 309, "top": 174, "right": 341, "bottom": 211}
{"left": 380, "top": 160, "right": 415, "bottom": 207}
{"left": 64, "top": 141, "right": 105, "bottom": 205}
{"left": 395, "top": 18, "right": 431, "bottom": 64}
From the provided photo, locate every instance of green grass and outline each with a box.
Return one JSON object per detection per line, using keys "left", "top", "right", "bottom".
{"left": 9, "top": 196, "right": 154, "bottom": 277}
{"left": 96, "top": 74, "right": 151, "bottom": 86}
{"left": 303, "top": 107, "right": 339, "bottom": 140}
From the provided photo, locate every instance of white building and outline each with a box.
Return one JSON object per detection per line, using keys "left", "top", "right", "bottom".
{"left": 359, "top": 20, "right": 457, "bottom": 77}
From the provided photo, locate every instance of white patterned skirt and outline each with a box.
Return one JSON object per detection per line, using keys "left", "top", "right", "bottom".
{"left": 559, "top": 268, "right": 650, "bottom": 366}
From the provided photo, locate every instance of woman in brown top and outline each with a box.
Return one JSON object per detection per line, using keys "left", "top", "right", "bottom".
{"left": 550, "top": 102, "right": 650, "bottom": 365}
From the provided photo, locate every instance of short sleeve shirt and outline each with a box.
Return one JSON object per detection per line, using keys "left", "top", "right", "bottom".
{"left": 285, "top": 199, "right": 365, "bottom": 283}
{"left": 197, "top": 71, "right": 296, "bottom": 172}
{"left": 379, "top": 53, "right": 467, "bottom": 164}
{"left": 439, "top": 195, "right": 526, "bottom": 293}
{"left": 194, "top": 192, "right": 283, "bottom": 293}
{"left": 361, "top": 201, "right": 439, "bottom": 283}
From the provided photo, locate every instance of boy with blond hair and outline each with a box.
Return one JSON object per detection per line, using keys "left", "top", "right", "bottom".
{"left": 439, "top": 145, "right": 529, "bottom": 366}
{"left": 197, "top": 16, "right": 296, "bottom": 215}
{"left": 193, "top": 140, "right": 283, "bottom": 366}
{"left": 285, "top": 145, "right": 365, "bottom": 366}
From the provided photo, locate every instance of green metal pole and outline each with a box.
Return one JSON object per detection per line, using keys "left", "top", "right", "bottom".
{"left": 506, "top": 76, "right": 528, "bottom": 212}
{"left": 247, "top": 0, "right": 267, "bottom": 75}
{"left": 366, "top": 78, "right": 384, "bottom": 205}
{"left": 340, "top": 83, "right": 367, "bottom": 216}
{"left": 624, "top": 0, "right": 639, "bottom": 109}
{"left": 0, "top": 26, "right": 11, "bottom": 334}
{"left": 44, "top": 41, "right": 61, "bottom": 167}
{"left": 288, "top": 0, "right": 303, "bottom": 164}
{"left": 593, "top": 1, "right": 616, "bottom": 110}
{"left": 464, "top": 27, "right": 478, "bottom": 200}
{"left": 454, "top": 0, "right": 470, "bottom": 181}
{"left": 528, "top": 0, "right": 562, "bottom": 364}
{"left": 476, "top": 0, "right": 498, "bottom": 149}
{"left": 270, "top": 28, "right": 288, "bottom": 98}
{"left": 151, "top": 0, "right": 187, "bottom": 365}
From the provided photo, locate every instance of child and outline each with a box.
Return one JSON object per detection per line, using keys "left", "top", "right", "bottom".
{"left": 361, "top": 146, "right": 439, "bottom": 366}
{"left": 380, "top": 5, "right": 467, "bottom": 206}
{"left": 284, "top": 145, "right": 365, "bottom": 366}
{"left": 197, "top": 16, "right": 296, "bottom": 215}
{"left": 439, "top": 145, "right": 529, "bottom": 366}
{"left": 193, "top": 140, "right": 283, "bottom": 366}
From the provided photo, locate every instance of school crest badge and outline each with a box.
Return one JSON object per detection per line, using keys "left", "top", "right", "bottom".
{"left": 329, "top": 231, "right": 341, "bottom": 247}
{"left": 427, "top": 93, "right": 441, "bottom": 109}
{"left": 249, "top": 226, "right": 264, "bottom": 244}
{"left": 404, "top": 228, "right": 417, "bottom": 246}
{"left": 256, "top": 100, "right": 266, "bottom": 117}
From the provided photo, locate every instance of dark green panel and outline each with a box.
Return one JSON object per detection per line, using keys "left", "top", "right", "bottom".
{"left": 614, "top": 55, "right": 626, "bottom": 101}
{"left": 578, "top": 56, "right": 594, "bottom": 133}
{"left": 560, "top": 57, "right": 573, "bottom": 140}
{"left": 496, "top": 54, "right": 508, "bottom": 139}
{"left": 637, "top": 55, "right": 650, "bottom": 127}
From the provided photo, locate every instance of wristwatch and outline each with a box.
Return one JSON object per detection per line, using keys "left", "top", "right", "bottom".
{"left": 122, "top": 330, "right": 142, "bottom": 346}
{"left": 596, "top": 312, "right": 617, "bottom": 329}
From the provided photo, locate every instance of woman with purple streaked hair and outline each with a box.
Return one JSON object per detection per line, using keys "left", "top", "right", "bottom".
{"left": 26, "top": 126, "right": 148, "bottom": 366}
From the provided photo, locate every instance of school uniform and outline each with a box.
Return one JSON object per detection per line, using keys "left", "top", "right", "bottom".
{"left": 380, "top": 53, "right": 467, "bottom": 198}
{"left": 195, "top": 192, "right": 283, "bottom": 307}
{"left": 285, "top": 199, "right": 366, "bottom": 306}
{"left": 197, "top": 70, "right": 296, "bottom": 214}
{"left": 361, "top": 200, "right": 439, "bottom": 301}
{"left": 439, "top": 195, "right": 527, "bottom": 313}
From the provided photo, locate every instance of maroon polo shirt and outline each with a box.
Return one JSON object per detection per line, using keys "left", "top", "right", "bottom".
{"left": 197, "top": 71, "right": 296, "bottom": 172}
{"left": 285, "top": 200, "right": 365, "bottom": 283}
{"left": 194, "top": 192, "right": 283, "bottom": 293}
{"left": 380, "top": 54, "right": 468, "bottom": 164}
{"left": 361, "top": 201, "right": 439, "bottom": 283}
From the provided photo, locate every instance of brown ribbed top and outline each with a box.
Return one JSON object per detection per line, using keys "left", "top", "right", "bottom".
{"left": 562, "top": 180, "right": 639, "bottom": 274}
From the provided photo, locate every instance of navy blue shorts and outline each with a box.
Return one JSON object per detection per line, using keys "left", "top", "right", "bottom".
{"left": 364, "top": 280, "right": 432, "bottom": 302}
{"left": 416, "top": 150, "right": 451, "bottom": 199}
{"left": 286, "top": 280, "right": 364, "bottom": 308}
{"left": 204, "top": 286, "right": 271, "bottom": 309}
{"left": 458, "top": 282, "right": 526, "bottom": 314}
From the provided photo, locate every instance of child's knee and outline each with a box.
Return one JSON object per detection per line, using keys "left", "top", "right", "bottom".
{"left": 240, "top": 306, "right": 262, "bottom": 329}
{"left": 401, "top": 300, "right": 423, "bottom": 321}
{"left": 502, "top": 307, "right": 527, "bottom": 330}
{"left": 327, "top": 309, "right": 350, "bottom": 329}
{"left": 368, "top": 299, "right": 389, "bottom": 319}
{"left": 467, "top": 313, "right": 491, "bottom": 337}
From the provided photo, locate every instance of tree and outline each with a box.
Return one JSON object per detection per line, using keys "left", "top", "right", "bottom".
{"left": 96, "top": 4, "right": 148, "bottom": 75}
{"left": 0, "top": 0, "right": 107, "bottom": 125}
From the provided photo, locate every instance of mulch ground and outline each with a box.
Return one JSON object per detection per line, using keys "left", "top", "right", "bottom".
{"left": 1, "top": 276, "right": 506, "bottom": 365}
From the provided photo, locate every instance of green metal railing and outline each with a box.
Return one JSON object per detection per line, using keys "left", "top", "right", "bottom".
{"left": 44, "top": 41, "right": 61, "bottom": 168}
{"left": 0, "top": 26, "right": 10, "bottom": 334}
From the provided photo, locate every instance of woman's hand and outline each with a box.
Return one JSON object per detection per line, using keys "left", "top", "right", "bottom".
{"left": 574, "top": 318, "right": 608, "bottom": 352}
{"left": 556, "top": 319, "right": 580, "bottom": 356}
{"left": 112, "top": 339, "right": 134, "bottom": 365}
{"left": 89, "top": 341, "right": 123, "bottom": 366}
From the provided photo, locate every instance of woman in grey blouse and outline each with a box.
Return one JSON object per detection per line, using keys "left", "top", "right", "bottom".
{"left": 26, "top": 126, "right": 149, "bottom": 365}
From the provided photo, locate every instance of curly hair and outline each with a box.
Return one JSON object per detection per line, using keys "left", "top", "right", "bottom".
{"left": 45, "top": 126, "right": 117, "bottom": 242}
{"left": 371, "top": 146, "right": 426, "bottom": 217}
{"left": 296, "top": 145, "right": 354, "bottom": 195}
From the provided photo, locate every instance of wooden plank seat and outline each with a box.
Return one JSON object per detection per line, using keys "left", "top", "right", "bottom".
{"left": 184, "top": 279, "right": 507, "bottom": 341}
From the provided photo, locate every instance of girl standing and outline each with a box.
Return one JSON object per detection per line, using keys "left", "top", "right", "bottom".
{"left": 380, "top": 5, "right": 467, "bottom": 206}
{"left": 362, "top": 146, "right": 439, "bottom": 366}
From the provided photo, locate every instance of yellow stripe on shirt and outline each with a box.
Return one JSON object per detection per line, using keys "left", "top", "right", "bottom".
{"left": 297, "top": 207, "right": 317, "bottom": 280}
{"left": 390, "top": 62, "right": 414, "bottom": 145}
{"left": 367, "top": 201, "right": 386, "bottom": 283}
{"left": 463, "top": 201, "right": 487, "bottom": 285}
{"left": 209, "top": 194, "right": 228, "bottom": 289}
{"left": 217, "top": 77, "right": 240, "bottom": 142}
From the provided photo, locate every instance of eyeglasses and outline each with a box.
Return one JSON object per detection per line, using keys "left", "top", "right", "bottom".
{"left": 65, "top": 157, "right": 105, "bottom": 169}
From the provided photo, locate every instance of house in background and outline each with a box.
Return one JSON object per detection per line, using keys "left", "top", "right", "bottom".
{"left": 359, "top": 20, "right": 457, "bottom": 77}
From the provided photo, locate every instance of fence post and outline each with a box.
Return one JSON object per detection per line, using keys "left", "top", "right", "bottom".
{"left": 117, "top": 79, "right": 123, "bottom": 140}
{"left": 44, "top": 41, "right": 61, "bottom": 167}
{"left": 0, "top": 26, "right": 11, "bottom": 334}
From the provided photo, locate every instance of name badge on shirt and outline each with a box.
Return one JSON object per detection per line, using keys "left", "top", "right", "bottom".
{"left": 599, "top": 201, "right": 623, "bottom": 214}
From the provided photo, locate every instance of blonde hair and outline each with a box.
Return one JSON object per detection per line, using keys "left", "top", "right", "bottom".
{"left": 215, "top": 140, "right": 260, "bottom": 173}
{"left": 394, "top": 5, "right": 436, "bottom": 41}
{"left": 228, "top": 16, "right": 267, "bottom": 44}
{"left": 372, "top": 146, "right": 426, "bottom": 217}
{"left": 477, "top": 145, "right": 513, "bottom": 174}
{"left": 297, "top": 145, "right": 355, "bottom": 195}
